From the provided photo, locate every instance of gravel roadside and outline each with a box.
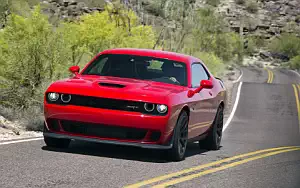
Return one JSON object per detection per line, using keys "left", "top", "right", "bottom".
{"left": 0, "top": 116, "right": 42, "bottom": 141}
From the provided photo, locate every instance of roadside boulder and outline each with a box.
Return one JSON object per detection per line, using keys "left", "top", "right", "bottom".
{"left": 270, "top": 52, "right": 290, "bottom": 62}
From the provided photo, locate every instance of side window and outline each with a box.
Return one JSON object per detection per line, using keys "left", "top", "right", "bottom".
{"left": 191, "top": 63, "right": 209, "bottom": 88}
{"left": 88, "top": 57, "right": 109, "bottom": 74}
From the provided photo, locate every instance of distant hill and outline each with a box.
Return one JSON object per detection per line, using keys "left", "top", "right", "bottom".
{"left": 217, "top": 0, "right": 300, "bottom": 40}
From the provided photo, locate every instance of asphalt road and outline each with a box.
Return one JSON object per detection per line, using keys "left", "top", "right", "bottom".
{"left": 1, "top": 67, "right": 300, "bottom": 188}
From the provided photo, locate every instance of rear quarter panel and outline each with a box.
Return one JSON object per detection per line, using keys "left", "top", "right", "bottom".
{"left": 167, "top": 74, "right": 226, "bottom": 141}
{"left": 213, "top": 77, "right": 227, "bottom": 107}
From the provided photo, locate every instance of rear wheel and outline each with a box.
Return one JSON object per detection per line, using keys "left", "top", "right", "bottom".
{"left": 199, "top": 105, "right": 224, "bottom": 150}
{"left": 167, "top": 111, "right": 189, "bottom": 161}
{"left": 44, "top": 136, "right": 71, "bottom": 148}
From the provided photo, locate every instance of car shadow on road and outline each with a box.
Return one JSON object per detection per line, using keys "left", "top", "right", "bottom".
{"left": 41, "top": 141, "right": 209, "bottom": 163}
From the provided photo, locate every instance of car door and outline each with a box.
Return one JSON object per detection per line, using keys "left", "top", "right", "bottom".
{"left": 188, "top": 63, "right": 215, "bottom": 139}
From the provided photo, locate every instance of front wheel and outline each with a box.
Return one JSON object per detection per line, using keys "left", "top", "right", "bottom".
{"left": 44, "top": 136, "right": 71, "bottom": 148}
{"left": 199, "top": 105, "right": 224, "bottom": 150}
{"left": 167, "top": 111, "right": 189, "bottom": 161}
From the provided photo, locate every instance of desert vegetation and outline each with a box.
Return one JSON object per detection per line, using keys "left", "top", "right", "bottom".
{"left": 0, "top": 1, "right": 156, "bottom": 130}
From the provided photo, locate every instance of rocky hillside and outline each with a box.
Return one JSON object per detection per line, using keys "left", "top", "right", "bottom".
{"left": 40, "top": 0, "right": 105, "bottom": 22}
{"left": 3, "top": 0, "right": 299, "bottom": 39}
{"left": 217, "top": 0, "right": 300, "bottom": 39}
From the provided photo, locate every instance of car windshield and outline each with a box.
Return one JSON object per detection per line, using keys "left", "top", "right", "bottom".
{"left": 81, "top": 54, "right": 187, "bottom": 86}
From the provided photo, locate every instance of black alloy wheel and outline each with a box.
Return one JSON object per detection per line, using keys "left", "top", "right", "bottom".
{"left": 167, "top": 111, "right": 189, "bottom": 161}
{"left": 199, "top": 105, "right": 224, "bottom": 150}
{"left": 216, "top": 106, "right": 224, "bottom": 146}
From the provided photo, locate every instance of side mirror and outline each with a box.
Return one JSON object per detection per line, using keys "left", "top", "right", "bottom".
{"left": 200, "top": 80, "right": 213, "bottom": 89}
{"left": 69, "top": 66, "right": 80, "bottom": 75}
{"left": 187, "top": 80, "right": 213, "bottom": 98}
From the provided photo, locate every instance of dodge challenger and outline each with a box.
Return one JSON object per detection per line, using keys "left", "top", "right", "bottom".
{"left": 43, "top": 48, "right": 226, "bottom": 161}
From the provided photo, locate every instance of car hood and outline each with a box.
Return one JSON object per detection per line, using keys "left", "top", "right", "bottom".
{"left": 46, "top": 76, "right": 185, "bottom": 104}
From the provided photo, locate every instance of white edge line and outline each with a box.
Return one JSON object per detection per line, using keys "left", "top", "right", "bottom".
{"left": 0, "top": 137, "right": 43, "bottom": 146}
{"left": 223, "top": 81, "right": 243, "bottom": 132}
{"left": 290, "top": 70, "right": 300, "bottom": 78}
{"left": 233, "top": 69, "right": 243, "bottom": 83}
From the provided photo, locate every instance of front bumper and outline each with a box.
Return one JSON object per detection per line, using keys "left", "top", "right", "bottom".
{"left": 44, "top": 103, "right": 175, "bottom": 145}
{"left": 43, "top": 132, "right": 174, "bottom": 149}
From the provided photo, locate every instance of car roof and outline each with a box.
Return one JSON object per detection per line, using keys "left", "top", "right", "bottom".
{"left": 100, "top": 48, "right": 199, "bottom": 65}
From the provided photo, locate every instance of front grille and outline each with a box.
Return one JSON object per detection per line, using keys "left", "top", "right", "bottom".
{"left": 46, "top": 93, "right": 144, "bottom": 113}
{"left": 45, "top": 93, "right": 168, "bottom": 116}
{"left": 69, "top": 95, "right": 143, "bottom": 112}
{"left": 60, "top": 120, "right": 147, "bottom": 140}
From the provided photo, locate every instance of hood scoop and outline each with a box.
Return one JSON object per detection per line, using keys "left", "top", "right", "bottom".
{"left": 99, "top": 82, "right": 126, "bottom": 88}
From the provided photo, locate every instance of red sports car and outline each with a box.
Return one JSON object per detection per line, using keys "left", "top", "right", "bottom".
{"left": 43, "top": 48, "right": 226, "bottom": 161}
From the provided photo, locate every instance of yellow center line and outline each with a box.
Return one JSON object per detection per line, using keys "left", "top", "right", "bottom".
{"left": 189, "top": 121, "right": 212, "bottom": 128}
{"left": 265, "top": 68, "right": 274, "bottom": 83}
{"left": 269, "top": 70, "right": 274, "bottom": 83}
{"left": 124, "top": 146, "right": 300, "bottom": 188}
{"left": 189, "top": 124, "right": 210, "bottom": 131}
{"left": 292, "top": 84, "right": 300, "bottom": 133}
{"left": 153, "top": 148, "right": 300, "bottom": 188}
{"left": 266, "top": 69, "right": 270, "bottom": 83}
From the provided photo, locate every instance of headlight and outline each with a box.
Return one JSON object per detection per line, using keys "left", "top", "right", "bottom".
{"left": 157, "top": 104, "right": 168, "bottom": 114}
{"left": 144, "top": 103, "right": 155, "bottom": 112}
{"left": 61, "top": 94, "right": 72, "bottom": 103}
{"left": 48, "top": 92, "right": 59, "bottom": 101}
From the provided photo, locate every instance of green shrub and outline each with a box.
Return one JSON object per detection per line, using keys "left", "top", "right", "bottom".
{"left": 184, "top": 7, "right": 244, "bottom": 63}
{"left": 249, "top": 35, "right": 266, "bottom": 48}
{"left": 268, "top": 33, "right": 300, "bottom": 58}
{"left": 214, "top": 32, "right": 244, "bottom": 61}
{"left": 283, "top": 21, "right": 300, "bottom": 33}
{"left": 144, "top": 0, "right": 165, "bottom": 17}
{"left": 246, "top": 0, "right": 259, "bottom": 14}
{"left": 191, "top": 9, "right": 243, "bottom": 62}
{"left": 193, "top": 52, "right": 224, "bottom": 76}
{"left": 235, "top": 0, "right": 245, "bottom": 5}
{"left": 290, "top": 56, "right": 300, "bottom": 70}
{"left": 0, "top": 5, "right": 68, "bottom": 108}
{"left": 244, "top": 36, "right": 257, "bottom": 55}
{"left": 206, "top": 0, "right": 220, "bottom": 7}
{"left": 295, "top": 15, "right": 300, "bottom": 23}
{"left": 0, "top": 3, "right": 156, "bottom": 130}
{"left": 62, "top": 5, "right": 156, "bottom": 56}
{"left": 0, "top": 0, "right": 40, "bottom": 24}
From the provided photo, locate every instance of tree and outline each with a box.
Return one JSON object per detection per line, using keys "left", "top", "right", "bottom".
{"left": 0, "top": 5, "right": 69, "bottom": 107}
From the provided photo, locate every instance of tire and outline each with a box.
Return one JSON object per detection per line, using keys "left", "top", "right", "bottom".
{"left": 167, "top": 111, "right": 189, "bottom": 161}
{"left": 199, "top": 105, "right": 224, "bottom": 150}
{"left": 44, "top": 136, "right": 71, "bottom": 149}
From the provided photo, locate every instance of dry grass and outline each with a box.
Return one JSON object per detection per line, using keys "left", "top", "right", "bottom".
{"left": 0, "top": 105, "right": 44, "bottom": 131}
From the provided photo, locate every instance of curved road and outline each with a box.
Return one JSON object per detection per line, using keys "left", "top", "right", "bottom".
{"left": 0, "top": 67, "right": 300, "bottom": 188}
